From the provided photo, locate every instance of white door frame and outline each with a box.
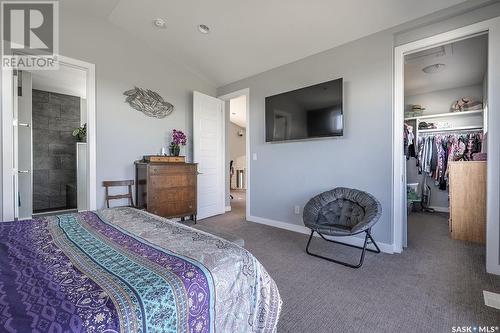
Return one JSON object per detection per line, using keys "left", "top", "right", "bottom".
{"left": 393, "top": 17, "right": 500, "bottom": 275}
{"left": 218, "top": 88, "right": 250, "bottom": 220}
{"left": 1, "top": 55, "right": 97, "bottom": 221}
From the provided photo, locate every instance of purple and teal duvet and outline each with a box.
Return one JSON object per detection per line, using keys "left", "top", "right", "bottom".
{"left": 0, "top": 207, "right": 282, "bottom": 332}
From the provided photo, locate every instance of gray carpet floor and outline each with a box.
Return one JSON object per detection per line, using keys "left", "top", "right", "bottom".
{"left": 196, "top": 190, "right": 500, "bottom": 332}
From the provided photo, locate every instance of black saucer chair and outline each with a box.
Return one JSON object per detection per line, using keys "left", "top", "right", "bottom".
{"left": 303, "top": 187, "right": 382, "bottom": 268}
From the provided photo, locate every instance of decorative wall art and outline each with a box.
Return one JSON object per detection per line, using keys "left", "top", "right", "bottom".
{"left": 123, "top": 86, "right": 174, "bottom": 118}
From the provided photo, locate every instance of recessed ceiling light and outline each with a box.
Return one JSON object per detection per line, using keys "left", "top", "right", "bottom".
{"left": 198, "top": 24, "right": 210, "bottom": 34}
{"left": 153, "top": 18, "right": 167, "bottom": 29}
{"left": 422, "top": 63, "right": 446, "bottom": 74}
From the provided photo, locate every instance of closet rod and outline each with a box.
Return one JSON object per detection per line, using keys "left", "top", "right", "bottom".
{"left": 418, "top": 126, "right": 483, "bottom": 134}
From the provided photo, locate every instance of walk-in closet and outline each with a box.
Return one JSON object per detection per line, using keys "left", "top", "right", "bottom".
{"left": 403, "top": 34, "right": 488, "bottom": 247}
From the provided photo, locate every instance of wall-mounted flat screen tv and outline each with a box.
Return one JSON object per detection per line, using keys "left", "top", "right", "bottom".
{"left": 265, "top": 78, "right": 343, "bottom": 142}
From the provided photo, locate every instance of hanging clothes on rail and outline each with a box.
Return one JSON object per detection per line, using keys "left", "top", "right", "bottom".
{"left": 416, "top": 131, "right": 483, "bottom": 190}
{"left": 404, "top": 123, "right": 415, "bottom": 159}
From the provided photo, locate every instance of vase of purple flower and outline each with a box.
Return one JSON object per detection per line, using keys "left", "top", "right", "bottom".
{"left": 169, "top": 129, "right": 187, "bottom": 156}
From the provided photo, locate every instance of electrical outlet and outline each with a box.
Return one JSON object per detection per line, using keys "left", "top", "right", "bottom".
{"left": 294, "top": 205, "right": 300, "bottom": 215}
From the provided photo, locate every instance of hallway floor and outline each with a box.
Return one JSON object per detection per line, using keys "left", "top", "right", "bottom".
{"left": 199, "top": 205, "right": 500, "bottom": 332}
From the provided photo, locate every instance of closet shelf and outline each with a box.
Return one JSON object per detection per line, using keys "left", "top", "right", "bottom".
{"left": 418, "top": 125, "right": 483, "bottom": 133}
{"left": 404, "top": 109, "right": 483, "bottom": 121}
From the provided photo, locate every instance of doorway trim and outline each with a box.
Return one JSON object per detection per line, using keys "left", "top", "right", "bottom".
{"left": 393, "top": 17, "right": 500, "bottom": 274}
{"left": 218, "top": 88, "right": 250, "bottom": 221}
{"left": 1, "top": 55, "right": 96, "bottom": 221}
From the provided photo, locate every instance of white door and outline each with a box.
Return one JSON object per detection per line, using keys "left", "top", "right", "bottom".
{"left": 16, "top": 71, "right": 33, "bottom": 220}
{"left": 193, "top": 91, "right": 224, "bottom": 220}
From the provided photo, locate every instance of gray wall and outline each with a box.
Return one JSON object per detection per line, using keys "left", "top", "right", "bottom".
{"left": 217, "top": 1, "right": 500, "bottom": 245}
{"left": 32, "top": 89, "right": 80, "bottom": 211}
{"left": 56, "top": 10, "right": 216, "bottom": 209}
{"left": 0, "top": 9, "right": 216, "bottom": 216}
{"left": 219, "top": 31, "right": 395, "bottom": 244}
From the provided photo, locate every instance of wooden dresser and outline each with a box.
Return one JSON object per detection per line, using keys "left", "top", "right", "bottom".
{"left": 135, "top": 161, "right": 197, "bottom": 222}
{"left": 448, "top": 161, "right": 486, "bottom": 244}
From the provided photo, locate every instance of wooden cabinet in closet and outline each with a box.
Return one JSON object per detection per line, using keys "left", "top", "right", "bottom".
{"left": 448, "top": 161, "right": 486, "bottom": 244}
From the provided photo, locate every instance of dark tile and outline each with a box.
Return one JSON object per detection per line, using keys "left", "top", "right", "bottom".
{"left": 33, "top": 142, "right": 49, "bottom": 156}
{"left": 32, "top": 102, "right": 60, "bottom": 118}
{"left": 33, "top": 155, "right": 61, "bottom": 170}
{"left": 33, "top": 170, "right": 49, "bottom": 186}
{"left": 33, "top": 129, "right": 59, "bottom": 145}
{"left": 32, "top": 113, "right": 49, "bottom": 130}
{"left": 48, "top": 118, "right": 80, "bottom": 132}
{"left": 49, "top": 143, "right": 75, "bottom": 156}
{"left": 60, "top": 156, "right": 76, "bottom": 170}
{"left": 34, "top": 183, "right": 62, "bottom": 196}
{"left": 48, "top": 169, "right": 75, "bottom": 184}
{"left": 49, "top": 195, "right": 67, "bottom": 209}
{"left": 60, "top": 105, "right": 80, "bottom": 120}
{"left": 59, "top": 131, "right": 76, "bottom": 142}
{"left": 33, "top": 195, "right": 50, "bottom": 211}
{"left": 32, "top": 90, "right": 49, "bottom": 103}
{"left": 49, "top": 92, "right": 79, "bottom": 107}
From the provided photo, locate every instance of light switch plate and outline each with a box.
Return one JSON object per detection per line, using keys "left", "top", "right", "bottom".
{"left": 252, "top": 153, "right": 257, "bottom": 160}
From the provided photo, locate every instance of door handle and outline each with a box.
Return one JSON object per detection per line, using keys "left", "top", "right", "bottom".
{"left": 18, "top": 170, "right": 30, "bottom": 174}
{"left": 197, "top": 172, "right": 204, "bottom": 175}
{"left": 18, "top": 123, "right": 30, "bottom": 128}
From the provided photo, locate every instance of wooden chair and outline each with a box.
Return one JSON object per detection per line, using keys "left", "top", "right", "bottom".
{"left": 103, "top": 180, "right": 135, "bottom": 208}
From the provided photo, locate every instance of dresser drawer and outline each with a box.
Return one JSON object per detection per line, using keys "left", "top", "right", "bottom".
{"left": 149, "top": 164, "right": 197, "bottom": 175}
{"left": 149, "top": 201, "right": 196, "bottom": 217}
{"left": 150, "top": 174, "right": 196, "bottom": 188}
{"left": 149, "top": 187, "right": 195, "bottom": 204}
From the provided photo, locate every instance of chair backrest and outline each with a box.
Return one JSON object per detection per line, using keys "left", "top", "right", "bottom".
{"left": 102, "top": 180, "right": 134, "bottom": 208}
{"left": 303, "top": 187, "right": 381, "bottom": 230}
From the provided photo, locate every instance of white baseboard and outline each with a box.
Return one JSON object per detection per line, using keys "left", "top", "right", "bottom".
{"left": 225, "top": 206, "right": 232, "bottom": 212}
{"left": 247, "top": 215, "right": 394, "bottom": 254}
{"left": 429, "top": 206, "right": 449, "bottom": 213}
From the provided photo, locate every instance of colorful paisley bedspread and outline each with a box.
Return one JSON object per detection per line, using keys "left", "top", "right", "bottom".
{"left": 0, "top": 208, "right": 282, "bottom": 333}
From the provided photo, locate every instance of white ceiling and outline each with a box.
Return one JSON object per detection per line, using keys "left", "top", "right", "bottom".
{"left": 230, "top": 95, "right": 246, "bottom": 128}
{"left": 404, "top": 34, "right": 488, "bottom": 96}
{"left": 31, "top": 65, "right": 87, "bottom": 98}
{"left": 61, "top": 0, "right": 468, "bottom": 86}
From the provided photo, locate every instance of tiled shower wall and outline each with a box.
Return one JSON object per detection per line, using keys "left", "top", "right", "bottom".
{"left": 32, "top": 89, "right": 80, "bottom": 212}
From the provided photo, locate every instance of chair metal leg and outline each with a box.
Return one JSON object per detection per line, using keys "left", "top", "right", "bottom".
{"left": 305, "top": 229, "right": 380, "bottom": 268}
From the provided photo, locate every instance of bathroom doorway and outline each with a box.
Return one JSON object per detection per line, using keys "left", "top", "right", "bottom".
{"left": 17, "top": 66, "right": 87, "bottom": 217}
{"left": 2, "top": 56, "right": 96, "bottom": 221}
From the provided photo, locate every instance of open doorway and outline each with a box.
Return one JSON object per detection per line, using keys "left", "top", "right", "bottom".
{"left": 228, "top": 95, "right": 247, "bottom": 214}
{"left": 1, "top": 56, "right": 96, "bottom": 221}
{"left": 403, "top": 34, "right": 488, "bottom": 248}
{"left": 17, "top": 67, "right": 87, "bottom": 218}
{"left": 29, "top": 67, "right": 88, "bottom": 216}
{"left": 218, "top": 89, "right": 250, "bottom": 220}
{"left": 393, "top": 17, "right": 500, "bottom": 274}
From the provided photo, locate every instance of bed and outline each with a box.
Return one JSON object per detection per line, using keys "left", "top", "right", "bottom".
{"left": 0, "top": 207, "right": 282, "bottom": 332}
